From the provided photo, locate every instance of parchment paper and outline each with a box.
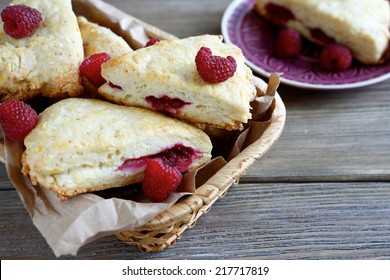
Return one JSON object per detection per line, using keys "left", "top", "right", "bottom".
{"left": 2, "top": 0, "right": 281, "bottom": 257}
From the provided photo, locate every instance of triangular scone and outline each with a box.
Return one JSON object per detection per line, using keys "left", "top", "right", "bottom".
{"left": 0, "top": 0, "right": 83, "bottom": 101}
{"left": 22, "top": 98, "right": 212, "bottom": 200}
{"left": 254, "top": 0, "right": 390, "bottom": 64}
{"left": 98, "top": 35, "right": 257, "bottom": 131}
{"left": 77, "top": 16, "right": 133, "bottom": 58}
{"left": 77, "top": 16, "right": 133, "bottom": 95}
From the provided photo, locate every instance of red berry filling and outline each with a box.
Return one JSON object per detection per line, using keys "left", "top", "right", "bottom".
{"left": 195, "top": 47, "right": 237, "bottom": 83}
{"left": 108, "top": 82, "right": 123, "bottom": 90}
{"left": 142, "top": 158, "right": 182, "bottom": 202}
{"left": 264, "top": 3, "right": 295, "bottom": 26}
{"left": 155, "top": 144, "right": 199, "bottom": 171}
{"left": 0, "top": 99, "right": 38, "bottom": 141}
{"left": 310, "top": 28, "right": 336, "bottom": 46}
{"left": 145, "top": 95, "right": 191, "bottom": 114}
{"left": 145, "top": 38, "right": 161, "bottom": 47}
{"left": 118, "top": 144, "right": 202, "bottom": 173}
{"left": 1, "top": 4, "right": 42, "bottom": 39}
{"left": 274, "top": 28, "right": 302, "bottom": 58}
{"left": 79, "top": 52, "right": 111, "bottom": 88}
{"left": 320, "top": 43, "right": 352, "bottom": 71}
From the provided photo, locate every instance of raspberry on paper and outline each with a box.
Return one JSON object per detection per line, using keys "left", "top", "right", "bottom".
{"left": 142, "top": 158, "right": 182, "bottom": 202}
{"left": 79, "top": 52, "right": 111, "bottom": 88}
{"left": 195, "top": 46, "right": 237, "bottom": 83}
{"left": 0, "top": 99, "right": 38, "bottom": 141}
{"left": 1, "top": 5, "right": 42, "bottom": 39}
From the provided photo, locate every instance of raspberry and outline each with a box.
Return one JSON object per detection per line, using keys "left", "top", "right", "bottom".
{"left": 195, "top": 47, "right": 237, "bottom": 83}
{"left": 79, "top": 52, "right": 111, "bottom": 87}
{"left": 264, "top": 3, "right": 295, "bottom": 26}
{"left": 0, "top": 99, "right": 38, "bottom": 141}
{"left": 145, "top": 38, "right": 161, "bottom": 47}
{"left": 274, "top": 28, "right": 302, "bottom": 58}
{"left": 1, "top": 5, "right": 42, "bottom": 39}
{"left": 320, "top": 43, "right": 352, "bottom": 71}
{"left": 142, "top": 158, "right": 182, "bottom": 202}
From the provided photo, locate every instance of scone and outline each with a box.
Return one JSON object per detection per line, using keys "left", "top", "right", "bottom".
{"left": 254, "top": 0, "right": 390, "bottom": 64}
{"left": 0, "top": 0, "right": 83, "bottom": 101}
{"left": 21, "top": 98, "right": 212, "bottom": 200}
{"left": 77, "top": 16, "right": 133, "bottom": 58}
{"left": 77, "top": 16, "right": 133, "bottom": 95}
{"left": 98, "top": 35, "right": 257, "bottom": 131}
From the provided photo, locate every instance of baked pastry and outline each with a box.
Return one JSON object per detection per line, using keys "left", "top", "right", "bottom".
{"left": 0, "top": 0, "right": 83, "bottom": 101}
{"left": 77, "top": 16, "right": 133, "bottom": 95}
{"left": 77, "top": 16, "right": 133, "bottom": 58}
{"left": 254, "top": 0, "right": 390, "bottom": 64}
{"left": 21, "top": 98, "right": 212, "bottom": 200}
{"left": 98, "top": 35, "right": 257, "bottom": 130}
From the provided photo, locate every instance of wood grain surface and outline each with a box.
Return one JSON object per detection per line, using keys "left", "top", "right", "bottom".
{"left": 1, "top": 0, "right": 390, "bottom": 259}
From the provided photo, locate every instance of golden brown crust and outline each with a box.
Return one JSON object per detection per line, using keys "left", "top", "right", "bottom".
{"left": 0, "top": 0, "right": 84, "bottom": 101}
{"left": 22, "top": 98, "right": 213, "bottom": 200}
{"left": 52, "top": 173, "right": 143, "bottom": 201}
{"left": 99, "top": 35, "right": 256, "bottom": 131}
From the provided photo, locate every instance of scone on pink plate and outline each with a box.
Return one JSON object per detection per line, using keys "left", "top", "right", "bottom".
{"left": 98, "top": 35, "right": 257, "bottom": 131}
{"left": 254, "top": 0, "right": 390, "bottom": 64}
{"left": 21, "top": 98, "right": 212, "bottom": 201}
{"left": 0, "top": 0, "right": 84, "bottom": 101}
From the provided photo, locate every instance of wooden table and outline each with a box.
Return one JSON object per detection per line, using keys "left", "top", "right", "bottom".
{"left": 1, "top": 0, "right": 390, "bottom": 259}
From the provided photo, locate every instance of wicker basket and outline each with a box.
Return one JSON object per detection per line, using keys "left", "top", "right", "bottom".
{"left": 116, "top": 90, "right": 285, "bottom": 252}
{"left": 0, "top": 0, "right": 286, "bottom": 253}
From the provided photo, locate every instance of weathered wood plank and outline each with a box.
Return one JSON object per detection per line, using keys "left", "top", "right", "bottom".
{"left": 243, "top": 79, "right": 390, "bottom": 182}
{"left": 90, "top": 0, "right": 232, "bottom": 38}
{"left": 1, "top": 182, "right": 390, "bottom": 259}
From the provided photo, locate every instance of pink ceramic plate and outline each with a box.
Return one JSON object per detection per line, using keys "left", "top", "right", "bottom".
{"left": 221, "top": 0, "right": 390, "bottom": 90}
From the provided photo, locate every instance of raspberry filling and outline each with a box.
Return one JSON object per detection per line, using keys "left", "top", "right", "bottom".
{"left": 264, "top": 3, "right": 295, "bottom": 26}
{"left": 108, "top": 82, "right": 123, "bottom": 90}
{"left": 309, "top": 28, "right": 336, "bottom": 46}
{"left": 118, "top": 144, "right": 202, "bottom": 173}
{"left": 145, "top": 95, "right": 191, "bottom": 114}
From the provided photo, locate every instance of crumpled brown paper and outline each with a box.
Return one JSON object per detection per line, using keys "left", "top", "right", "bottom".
{"left": 2, "top": 0, "right": 281, "bottom": 257}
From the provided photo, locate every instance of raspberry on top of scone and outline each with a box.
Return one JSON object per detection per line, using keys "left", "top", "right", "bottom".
{"left": 195, "top": 46, "right": 237, "bottom": 83}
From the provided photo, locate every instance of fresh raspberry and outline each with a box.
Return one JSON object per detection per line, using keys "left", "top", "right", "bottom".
{"left": 274, "top": 28, "right": 302, "bottom": 58}
{"left": 320, "top": 43, "right": 352, "bottom": 71}
{"left": 0, "top": 99, "right": 38, "bottom": 141}
{"left": 195, "top": 46, "right": 237, "bottom": 83}
{"left": 1, "top": 5, "right": 42, "bottom": 39}
{"left": 145, "top": 38, "right": 161, "bottom": 47}
{"left": 79, "top": 52, "right": 111, "bottom": 87}
{"left": 142, "top": 158, "right": 182, "bottom": 202}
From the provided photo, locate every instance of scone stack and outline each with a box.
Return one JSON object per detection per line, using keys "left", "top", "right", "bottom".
{"left": 0, "top": 0, "right": 258, "bottom": 202}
